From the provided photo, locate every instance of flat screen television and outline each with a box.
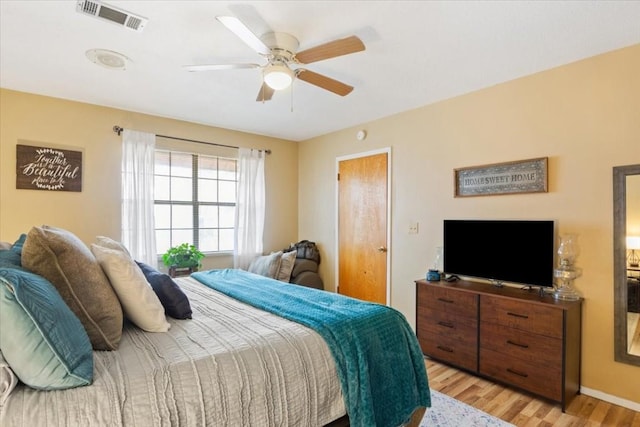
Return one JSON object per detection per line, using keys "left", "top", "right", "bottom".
{"left": 443, "top": 219, "right": 555, "bottom": 287}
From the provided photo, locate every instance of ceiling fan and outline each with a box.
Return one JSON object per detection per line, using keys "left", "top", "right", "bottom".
{"left": 184, "top": 16, "right": 365, "bottom": 102}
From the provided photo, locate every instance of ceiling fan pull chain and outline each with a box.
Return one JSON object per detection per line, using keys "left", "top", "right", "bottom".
{"left": 290, "top": 83, "right": 294, "bottom": 113}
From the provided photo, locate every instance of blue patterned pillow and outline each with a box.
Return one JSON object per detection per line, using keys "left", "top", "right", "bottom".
{"left": 0, "top": 268, "right": 93, "bottom": 390}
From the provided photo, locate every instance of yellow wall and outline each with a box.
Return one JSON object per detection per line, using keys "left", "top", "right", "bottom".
{"left": 298, "top": 45, "right": 640, "bottom": 403}
{"left": 0, "top": 89, "right": 299, "bottom": 269}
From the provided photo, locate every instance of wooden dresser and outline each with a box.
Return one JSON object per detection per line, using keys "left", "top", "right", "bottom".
{"left": 416, "top": 279, "right": 582, "bottom": 410}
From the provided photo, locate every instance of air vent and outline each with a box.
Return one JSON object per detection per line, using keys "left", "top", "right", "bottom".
{"left": 76, "top": 0, "right": 148, "bottom": 32}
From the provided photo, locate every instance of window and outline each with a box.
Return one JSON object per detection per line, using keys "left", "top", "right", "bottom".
{"left": 154, "top": 150, "right": 237, "bottom": 255}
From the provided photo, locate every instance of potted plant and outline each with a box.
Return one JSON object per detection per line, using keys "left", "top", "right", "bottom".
{"left": 162, "top": 243, "right": 205, "bottom": 277}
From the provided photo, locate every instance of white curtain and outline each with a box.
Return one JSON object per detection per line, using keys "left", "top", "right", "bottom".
{"left": 234, "top": 148, "right": 265, "bottom": 270}
{"left": 121, "top": 129, "right": 158, "bottom": 267}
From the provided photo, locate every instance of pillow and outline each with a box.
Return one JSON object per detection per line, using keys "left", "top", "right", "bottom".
{"left": 276, "top": 250, "right": 297, "bottom": 282}
{"left": 248, "top": 251, "right": 283, "bottom": 279}
{"left": 136, "top": 261, "right": 192, "bottom": 319}
{"left": 0, "top": 250, "right": 21, "bottom": 269}
{"left": 91, "top": 245, "right": 170, "bottom": 332}
{"left": 21, "top": 225, "right": 123, "bottom": 350}
{"left": 95, "top": 235, "right": 131, "bottom": 255}
{"left": 0, "top": 268, "right": 93, "bottom": 390}
{"left": 11, "top": 234, "right": 26, "bottom": 255}
{"left": 0, "top": 234, "right": 26, "bottom": 268}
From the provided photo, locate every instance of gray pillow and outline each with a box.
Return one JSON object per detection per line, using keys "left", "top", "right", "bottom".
{"left": 22, "top": 226, "right": 123, "bottom": 350}
{"left": 276, "top": 250, "right": 296, "bottom": 282}
{"left": 248, "top": 251, "right": 282, "bottom": 279}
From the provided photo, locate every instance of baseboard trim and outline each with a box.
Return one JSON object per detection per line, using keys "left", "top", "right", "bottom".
{"left": 580, "top": 386, "right": 640, "bottom": 412}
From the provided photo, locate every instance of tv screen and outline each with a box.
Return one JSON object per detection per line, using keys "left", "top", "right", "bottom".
{"left": 443, "top": 220, "right": 554, "bottom": 287}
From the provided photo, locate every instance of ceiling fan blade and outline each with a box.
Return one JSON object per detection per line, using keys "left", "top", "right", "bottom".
{"left": 256, "top": 83, "right": 274, "bottom": 102}
{"left": 183, "top": 63, "right": 260, "bottom": 72}
{"left": 216, "top": 16, "right": 271, "bottom": 56}
{"left": 295, "top": 36, "right": 365, "bottom": 64}
{"left": 296, "top": 69, "right": 354, "bottom": 96}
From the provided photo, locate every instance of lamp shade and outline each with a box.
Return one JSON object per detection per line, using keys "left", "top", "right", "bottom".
{"left": 627, "top": 236, "right": 640, "bottom": 250}
{"left": 264, "top": 64, "right": 293, "bottom": 90}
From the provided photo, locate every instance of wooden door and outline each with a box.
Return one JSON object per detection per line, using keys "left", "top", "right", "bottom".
{"left": 338, "top": 151, "right": 388, "bottom": 304}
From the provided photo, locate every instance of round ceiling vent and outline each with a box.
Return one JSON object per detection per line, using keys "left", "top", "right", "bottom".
{"left": 85, "top": 49, "right": 129, "bottom": 70}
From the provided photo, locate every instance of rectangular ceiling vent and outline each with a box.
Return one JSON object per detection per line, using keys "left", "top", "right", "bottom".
{"left": 76, "top": 0, "right": 148, "bottom": 32}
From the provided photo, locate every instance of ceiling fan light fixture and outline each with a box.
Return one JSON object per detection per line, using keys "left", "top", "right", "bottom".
{"left": 264, "top": 64, "right": 293, "bottom": 90}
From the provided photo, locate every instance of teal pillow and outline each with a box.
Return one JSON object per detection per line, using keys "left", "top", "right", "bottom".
{"left": 0, "top": 234, "right": 26, "bottom": 268}
{"left": 0, "top": 249, "right": 21, "bottom": 268}
{"left": 0, "top": 268, "right": 93, "bottom": 390}
{"left": 11, "top": 234, "right": 26, "bottom": 255}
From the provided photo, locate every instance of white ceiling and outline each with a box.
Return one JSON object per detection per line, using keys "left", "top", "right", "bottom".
{"left": 1, "top": 1, "right": 639, "bottom": 142}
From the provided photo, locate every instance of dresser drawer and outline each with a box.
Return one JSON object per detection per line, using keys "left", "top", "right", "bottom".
{"left": 481, "top": 296, "right": 563, "bottom": 338}
{"left": 418, "top": 307, "right": 477, "bottom": 342}
{"left": 480, "top": 348, "right": 562, "bottom": 401}
{"left": 418, "top": 285, "right": 478, "bottom": 318}
{"left": 419, "top": 331, "right": 477, "bottom": 372}
{"left": 480, "top": 322, "right": 562, "bottom": 368}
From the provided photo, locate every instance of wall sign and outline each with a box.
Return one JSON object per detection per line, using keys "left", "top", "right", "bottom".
{"left": 16, "top": 143, "right": 83, "bottom": 192}
{"left": 454, "top": 157, "right": 548, "bottom": 197}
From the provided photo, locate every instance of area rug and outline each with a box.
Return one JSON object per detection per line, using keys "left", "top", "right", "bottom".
{"left": 420, "top": 390, "right": 515, "bottom": 426}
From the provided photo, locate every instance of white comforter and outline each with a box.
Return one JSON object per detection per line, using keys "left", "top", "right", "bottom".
{"left": 1, "top": 277, "right": 345, "bottom": 426}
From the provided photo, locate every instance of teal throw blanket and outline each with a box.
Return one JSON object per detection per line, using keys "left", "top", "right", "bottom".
{"left": 192, "top": 269, "right": 430, "bottom": 427}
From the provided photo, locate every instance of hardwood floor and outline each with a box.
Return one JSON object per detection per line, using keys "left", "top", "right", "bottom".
{"left": 425, "top": 358, "right": 640, "bottom": 426}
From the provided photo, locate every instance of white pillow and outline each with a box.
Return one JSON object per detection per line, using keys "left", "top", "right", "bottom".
{"left": 95, "top": 236, "right": 131, "bottom": 255}
{"left": 276, "top": 250, "right": 296, "bottom": 282}
{"left": 91, "top": 245, "right": 170, "bottom": 333}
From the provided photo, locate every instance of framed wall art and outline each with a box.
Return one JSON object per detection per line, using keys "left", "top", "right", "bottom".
{"left": 454, "top": 157, "right": 548, "bottom": 197}
{"left": 16, "top": 142, "right": 83, "bottom": 192}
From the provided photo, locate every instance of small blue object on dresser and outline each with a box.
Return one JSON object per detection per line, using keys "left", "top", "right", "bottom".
{"left": 427, "top": 269, "right": 441, "bottom": 281}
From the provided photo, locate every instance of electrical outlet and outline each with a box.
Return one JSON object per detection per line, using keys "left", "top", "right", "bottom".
{"left": 408, "top": 222, "right": 419, "bottom": 234}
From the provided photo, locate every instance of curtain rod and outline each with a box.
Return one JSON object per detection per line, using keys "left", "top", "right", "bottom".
{"left": 112, "top": 126, "right": 271, "bottom": 155}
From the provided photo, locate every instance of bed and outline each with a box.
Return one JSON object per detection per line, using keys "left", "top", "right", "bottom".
{"left": 0, "top": 228, "right": 430, "bottom": 427}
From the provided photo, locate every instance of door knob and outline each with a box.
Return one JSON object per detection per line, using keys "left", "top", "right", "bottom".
{"left": 377, "top": 246, "right": 387, "bottom": 253}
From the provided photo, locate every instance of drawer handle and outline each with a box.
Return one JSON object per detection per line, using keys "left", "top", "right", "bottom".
{"left": 437, "top": 321, "right": 454, "bottom": 329}
{"left": 437, "top": 298, "right": 454, "bottom": 304}
{"left": 507, "top": 311, "right": 529, "bottom": 319}
{"left": 506, "top": 368, "right": 529, "bottom": 378}
{"left": 436, "top": 345, "right": 454, "bottom": 353}
{"left": 506, "top": 340, "right": 529, "bottom": 349}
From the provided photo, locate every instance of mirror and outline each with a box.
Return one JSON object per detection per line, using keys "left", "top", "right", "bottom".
{"left": 614, "top": 164, "right": 640, "bottom": 365}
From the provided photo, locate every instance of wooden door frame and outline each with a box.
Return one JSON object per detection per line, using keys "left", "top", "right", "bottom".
{"left": 335, "top": 147, "right": 392, "bottom": 305}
